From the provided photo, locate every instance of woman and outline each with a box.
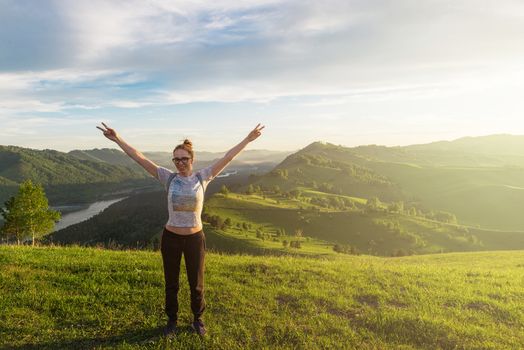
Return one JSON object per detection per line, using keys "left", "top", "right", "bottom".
{"left": 97, "top": 122, "right": 265, "bottom": 336}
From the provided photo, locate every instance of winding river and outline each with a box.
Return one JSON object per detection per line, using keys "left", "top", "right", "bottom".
{"left": 52, "top": 197, "right": 127, "bottom": 232}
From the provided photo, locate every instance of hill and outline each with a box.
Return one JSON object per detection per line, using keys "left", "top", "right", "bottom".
{"left": 249, "top": 138, "right": 524, "bottom": 230}
{"left": 1, "top": 245, "right": 522, "bottom": 349}
{"left": 204, "top": 192, "right": 524, "bottom": 256}
{"left": 68, "top": 148, "right": 291, "bottom": 170}
{"left": 0, "top": 145, "right": 288, "bottom": 206}
{"left": 0, "top": 145, "right": 156, "bottom": 205}
{"left": 356, "top": 134, "right": 524, "bottom": 167}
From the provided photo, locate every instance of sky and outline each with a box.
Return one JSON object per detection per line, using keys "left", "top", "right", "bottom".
{"left": 1, "top": 0, "right": 524, "bottom": 152}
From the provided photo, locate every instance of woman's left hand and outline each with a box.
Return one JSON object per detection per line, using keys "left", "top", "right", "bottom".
{"left": 246, "top": 123, "right": 265, "bottom": 142}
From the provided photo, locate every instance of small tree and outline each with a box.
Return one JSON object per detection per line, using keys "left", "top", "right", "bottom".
{"left": 220, "top": 185, "right": 230, "bottom": 197}
{"left": 0, "top": 180, "right": 60, "bottom": 246}
{"left": 290, "top": 240, "right": 302, "bottom": 249}
{"left": 365, "top": 197, "right": 381, "bottom": 212}
{"left": 289, "top": 189, "right": 301, "bottom": 199}
{"left": 387, "top": 201, "right": 404, "bottom": 213}
{"left": 294, "top": 228, "right": 303, "bottom": 240}
{"left": 246, "top": 184, "right": 255, "bottom": 195}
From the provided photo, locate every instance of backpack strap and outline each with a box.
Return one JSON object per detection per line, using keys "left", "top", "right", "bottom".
{"left": 196, "top": 173, "right": 205, "bottom": 198}
{"left": 165, "top": 172, "right": 205, "bottom": 194}
{"left": 165, "top": 172, "right": 178, "bottom": 192}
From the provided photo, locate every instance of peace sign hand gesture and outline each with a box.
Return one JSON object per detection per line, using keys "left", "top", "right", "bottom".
{"left": 96, "top": 122, "right": 120, "bottom": 143}
{"left": 246, "top": 124, "right": 265, "bottom": 142}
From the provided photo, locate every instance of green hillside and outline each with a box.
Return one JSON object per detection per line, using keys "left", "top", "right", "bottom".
{"left": 1, "top": 245, "right": 523, "bottom": 349}
{"left": 204, "top": 192, "right": 524, "bottom": 256}
{"left": 68, "top": 149, "right": 137, "bottom": 166}
{"left": 0, "top": 146, "right": 148, "bottom": 184}
{"left": 249, "top": 144, "right": 404, "bottom": 202}
{"left": 249, "top": 140, "right": 524, "bottom": 231}
{"left": 0, "top": 146, "right": 156, "bottom": 205}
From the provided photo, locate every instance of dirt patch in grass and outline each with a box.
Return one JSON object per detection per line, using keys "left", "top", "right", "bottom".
{"left": 275, "top": 293, "right": 300, "bottom": 310}
{"left": 355, "top": 294, "right": 380, "bottom": 308}
{"left": 315, "top": 298, "right": 363, "bottom": 320}
{"left": 357, "top": 316, "right": 462, "bottom": 350}
{"left": 464, "top": 300, "right": 517, "bottom": 325}
{"left": 387, "top": 299, "right": 409, "bottom": 309}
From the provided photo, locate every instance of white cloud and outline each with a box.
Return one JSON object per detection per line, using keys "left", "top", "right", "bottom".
{"left": 0, "top": 69, "right": 129, "bottom": 91}
{"left": 3, "top": 0, "right": 524, "bottom": 151}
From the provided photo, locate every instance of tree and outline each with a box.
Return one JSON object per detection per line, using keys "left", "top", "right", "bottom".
{"left": 289, "top": 189, "right": 301, "bottom": 199}
{"left": 333, "top": 244, "right": 359, "bottom": 255}
{"left": 290, "top": 240, "right": 302, "bottom": 249}
{"left": 365, "top": 197, "right": 381, "bottom": 212}
{"left": 0, "top": 180, "right": 60, "bottom": 246}
{"left": 1, "top": 197, "right": 23, "bottom": 244}
{"left": 210, "top": 215, "right": 225, "bottom": 230}
{"left": 220, "top": 185, "right": 230, "bottom": 197}
{"left": 433, "top": 211, "right": 457, "bottom": 224}
{"left": 387, "top": 201, "right": 404, "bottom": 213}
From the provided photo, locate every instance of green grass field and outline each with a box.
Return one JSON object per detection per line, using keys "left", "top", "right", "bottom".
{"left": 1, "top": 245, "right": 523, "bottom": 349}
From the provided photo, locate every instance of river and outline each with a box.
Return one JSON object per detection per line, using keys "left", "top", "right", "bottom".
{"left": 52, "top": 197, "right": 127, "bottom": 232}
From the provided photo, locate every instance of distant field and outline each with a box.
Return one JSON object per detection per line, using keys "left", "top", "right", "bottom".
{"left": 369, "top": 162, "right": 524, "bottom": 230}
{"left": 204, "top": 193, "right": 524, "bottom": 256}
{"left": 1, "top": 246, "right": 523, "bottom": 349}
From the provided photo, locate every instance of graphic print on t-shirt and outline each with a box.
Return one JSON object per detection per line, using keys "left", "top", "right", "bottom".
{"left": 171, "top": 177, "right": 200, "bottom": 212}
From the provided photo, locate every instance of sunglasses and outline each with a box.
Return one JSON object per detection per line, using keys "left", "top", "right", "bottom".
{"left": 172, "top": 157, "right": 192, "bottom": 164}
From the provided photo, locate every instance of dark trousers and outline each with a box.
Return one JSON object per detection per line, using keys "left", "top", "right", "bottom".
{"left": 161, "top": 228, "right": 206, "bottom": 322}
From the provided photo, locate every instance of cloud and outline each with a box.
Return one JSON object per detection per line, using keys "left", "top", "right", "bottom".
{"left": 3, "top": 0, "right": 524, "bottom": 151}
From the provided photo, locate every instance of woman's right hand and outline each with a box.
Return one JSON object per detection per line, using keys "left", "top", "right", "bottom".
{"left": 96, "top": 122, "right": 120, "bottom": 143}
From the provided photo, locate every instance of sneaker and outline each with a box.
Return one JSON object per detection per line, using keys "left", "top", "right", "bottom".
{"left": 192, "top": 319, "right": 207, "bottom": 336}
{"left": 163, "top": 319, "right": 178, "bottom": 337}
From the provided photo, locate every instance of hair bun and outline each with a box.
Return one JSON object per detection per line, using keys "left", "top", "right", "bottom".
{"left": 183, "top": 139, "right": 193, "bottom": 148}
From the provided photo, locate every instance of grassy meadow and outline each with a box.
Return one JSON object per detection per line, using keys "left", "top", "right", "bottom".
{"left": 1, "top": 245, "right": 523, "bottom": 349}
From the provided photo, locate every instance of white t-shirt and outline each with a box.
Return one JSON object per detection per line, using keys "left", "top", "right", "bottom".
{"left": 157, "top": 166, "right": 215, "bottom": 228}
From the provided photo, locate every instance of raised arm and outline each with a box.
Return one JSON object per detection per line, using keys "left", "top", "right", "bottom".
{"left": 211, "top": 124, "right": 265, "bottom": 178}
{"left": 96, "top": 122, "right": 159, "bottom": 178}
